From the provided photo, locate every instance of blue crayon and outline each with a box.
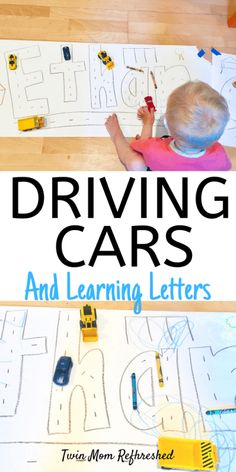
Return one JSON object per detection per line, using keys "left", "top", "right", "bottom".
{"left": 131, "top": 373, "right": 137, "bottom": 410}
{"left": 211, "top": 47, "right": 221, "bottom": 56}
{"left": 206, "top": 407, "right": 236, "bottom": 415}
{"left": 198, "top": 49, "right": 206, "bottom": 58}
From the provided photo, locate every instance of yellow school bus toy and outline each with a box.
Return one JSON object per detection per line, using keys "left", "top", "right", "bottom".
{"left": 18, "top": 115, "right": 44, "bottom": 132}
{"left": 80, "top": 304, "right": 98, "bottom": 342}
{"left": 158, "top": 437, "right": 218, "bottom": 471}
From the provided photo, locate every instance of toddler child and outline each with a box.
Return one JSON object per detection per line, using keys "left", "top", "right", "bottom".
{"left": 105, "top": 80, "right": 231, "bottom": 171}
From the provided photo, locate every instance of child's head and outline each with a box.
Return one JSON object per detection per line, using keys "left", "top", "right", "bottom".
{"left": 165, "top": 81, "right": 230, "bottom": 150}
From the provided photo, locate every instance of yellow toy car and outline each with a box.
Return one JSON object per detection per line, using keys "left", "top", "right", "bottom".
{"left": 158, "top": 436, "right": 218, "bottom": 471}
{"left": 80, "top": 304, "right": 98, "bottom": 342}
{"left": 98, "top": 50, "right": 114, "bottom": 70}
{"left": 18, "top": 116, "right": 44, "bottom": 132}
{"left": 8, "top": 54, "right": 17, "bottom": 70}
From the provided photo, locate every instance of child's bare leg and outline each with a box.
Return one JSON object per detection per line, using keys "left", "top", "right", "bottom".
{"left": 105, "top": 114, "right": 146, "bottom": 171}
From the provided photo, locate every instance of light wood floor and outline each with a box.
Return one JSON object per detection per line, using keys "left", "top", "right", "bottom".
{"left": 0, "top": 0, "right": 236, "bottom": 171}
{"left": 2, "top": 300, "right": 236, "bottom": 312}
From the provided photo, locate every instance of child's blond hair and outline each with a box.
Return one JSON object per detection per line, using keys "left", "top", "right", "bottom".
{"left": 166, "top": 81, "right": 230, "bottom": 149}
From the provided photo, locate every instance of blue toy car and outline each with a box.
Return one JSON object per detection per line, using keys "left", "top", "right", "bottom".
{"left": 53, "top": 356, "right": 73, "bottom": 386}
{"left": 63, "top": 46, "right": 71, "bottom": 61}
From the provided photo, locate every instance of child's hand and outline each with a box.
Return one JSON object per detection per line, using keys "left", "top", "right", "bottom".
{"left": 137, "top": 106, "right": 155, "bottom": 125}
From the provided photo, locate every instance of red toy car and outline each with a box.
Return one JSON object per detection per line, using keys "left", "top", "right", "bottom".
{"left": 144, "top": 96, "right": 156, "bottom": 112}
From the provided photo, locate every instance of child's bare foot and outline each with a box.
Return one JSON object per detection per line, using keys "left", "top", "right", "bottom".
{"left": 105, "top": 113, "right": 124, "bottom": 142}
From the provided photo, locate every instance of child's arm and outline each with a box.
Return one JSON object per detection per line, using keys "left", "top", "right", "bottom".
{"left": 137, "top": 106, "right": 155, "bottom": 139}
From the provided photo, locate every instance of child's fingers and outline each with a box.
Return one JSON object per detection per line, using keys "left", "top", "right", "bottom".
{"left": 150, "top": 108, "right": 155, "bottom": 121}
{"left": 137, "top": 106, "right": 144, "bottom": 114}
{"left": 137, "top": 107, "right": 147, "bottom": 119}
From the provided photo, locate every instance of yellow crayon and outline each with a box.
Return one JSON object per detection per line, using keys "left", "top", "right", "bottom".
{"left": 156, "top": 352, "right": 164, "bottom": 387}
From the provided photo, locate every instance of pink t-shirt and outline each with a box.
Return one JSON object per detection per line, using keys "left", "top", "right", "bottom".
{"left": 130, "top": 137, "right": 231, "bottom": 171}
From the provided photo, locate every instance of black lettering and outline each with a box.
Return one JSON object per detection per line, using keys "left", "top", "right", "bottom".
{"left": 132, "top": 225, "right": 160, "bottom": 267}
{"left": 165, "top": 225, "right": 192, "bottom": 267}
{"left": 141, "top": 177, "right": 147, "bottom": 218}
{"left": 89, "top": 226, "right": 125, "bottom": 267}
{"left": 56, "top": 225, "right": 85, "bottom": 267}
{"left": 61, "top": 449, "right": 68, "bottom": 462}
{"left": 52, "top": 177, "right": 80, "bottom": 218}
{"left": 100, "top": 177, "right": 135, "bottom": 217}
{"left": 196, "top": 177, "right": 228, "bottom": 218}
{"left": 157, "top": 177, "right": 188, "bottom": 218}
{"left": 88, "top": 177, "right": 94, "bottom": 218}
{"left": 13, "top": 177, "right": 44, "bottom": 218}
